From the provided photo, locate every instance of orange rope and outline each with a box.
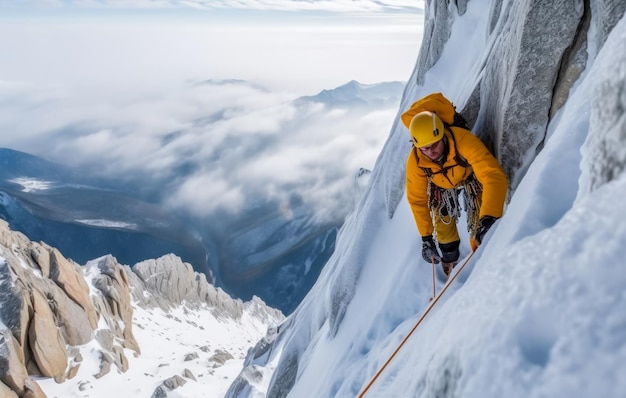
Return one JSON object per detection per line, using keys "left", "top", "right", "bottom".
{"left": 429, "top": 256, "right": 436, "bottom": 301}
{"left": 357, "top": 250, "right": 476, "bottom": 398}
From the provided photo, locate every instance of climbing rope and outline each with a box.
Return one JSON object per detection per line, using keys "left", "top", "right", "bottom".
{"left": 429, "top": 256, "right": 436, "bottom": 302}
{"left": 356, "top": 250, "right": 477, "bottom": 398}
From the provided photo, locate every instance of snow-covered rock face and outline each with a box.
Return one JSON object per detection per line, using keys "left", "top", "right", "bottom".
{"left": 227, "top": 2, "right": 626, "bottom": 397}
{"left": 478, "top": 0, "right": 584, "bottom": 189}
{"left": 414, "top": 0, "right": 466, "bottom": 87}
{"left": 584, "top": 24, "right": 626, "bottom": 192}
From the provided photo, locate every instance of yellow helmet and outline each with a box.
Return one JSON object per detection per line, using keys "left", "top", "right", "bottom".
{"left": 409, "top": 111, "right": 444, "bottom": 148}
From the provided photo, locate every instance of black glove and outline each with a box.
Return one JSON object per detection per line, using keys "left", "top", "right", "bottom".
{"left": 475, "top": 216, "right": 498, "bottom": 245}
{"left": 421, "top": 235, "right": 441, "bottom": 263}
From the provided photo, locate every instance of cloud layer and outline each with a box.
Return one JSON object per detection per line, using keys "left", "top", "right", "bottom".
{"left": 1, "top": 78, "right": 401, "bottom": 222}
{"left": 0, "top": 12, "right": 421, "bottom": 223}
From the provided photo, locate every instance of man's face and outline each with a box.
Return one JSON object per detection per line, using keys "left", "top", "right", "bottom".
{"left": 419, "top": 139, "right": 444, "bottom": 161}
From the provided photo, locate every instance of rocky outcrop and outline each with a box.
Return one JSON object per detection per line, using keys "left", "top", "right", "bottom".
{"left": 0, "top": 220, "right": 139, "bottom": 397}
{"left": 0, "top": 328, "right": 28, "bottom": 396}
{"left": 28, "top": 290, "right": 67, "bottom": 379}
{"left": 0, "top": 218, "right": 284, "bottom": 398}
{"left": 585, "top": 15, "right": 626, "bottom": 192}
{"left": 128, "top": 254, "right": 282, "bottom": 323}
{"left": 87, "top": 255, "right": 141, "bottom": 368}
{"left": 151, "top": 375, "right": 187, "bottom": 398}
{"left": 0, "top": 219, "right": 100, "bottom": 395}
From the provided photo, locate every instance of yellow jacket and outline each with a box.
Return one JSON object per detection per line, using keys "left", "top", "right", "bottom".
{"left": 406, "top": 127, "right": 508, "bottom": 237}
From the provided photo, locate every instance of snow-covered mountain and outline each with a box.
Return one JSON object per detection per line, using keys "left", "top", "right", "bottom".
{"left": 0, "top": 80, "right": 400, "bottom": 314}
{"left": 296, "top": 80, "right": 405, "bottom": 107}
{"left": 226, "top": 1, "right": 626, "bottom": 397}
{"left": 0, "top": 219, "right": 283, "bottom": 397}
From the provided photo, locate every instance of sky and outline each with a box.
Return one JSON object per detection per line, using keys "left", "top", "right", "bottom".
{"left": 0, "top": 0, "right": 424, "bottom": 222}
{"left": 230, "top": 2, "right": 626, "bottom": 398}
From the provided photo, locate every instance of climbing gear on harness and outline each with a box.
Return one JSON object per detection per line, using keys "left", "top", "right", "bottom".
{"left": 357, "top": 250, "right": 477, "bottom": 398}
{"left": 426, "top": 170, "right": 483, "bottom": 244}
{"left": 462, "top": 172, "right": 483, "bottom": 237}
{"left": 428, "top": 182, "right": 462, "bottom": 226}
{"left": 409, "top": 111, "right": 445, "bottom": 148}
{"left": 421, "top": 236, "right": 441, "bottom": 264}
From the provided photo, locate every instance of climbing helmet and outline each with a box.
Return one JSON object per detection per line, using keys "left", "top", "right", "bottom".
{"left": 409, "top": 111, "right": 445, "bottom": 148}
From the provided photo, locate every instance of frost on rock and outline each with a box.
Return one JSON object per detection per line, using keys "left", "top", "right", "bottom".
{"left": 584, "top": 16, "right": 626, "bottom": 191}
{"left": 375, "top": 115, "right": 414, "bottom": 218}
{"left": 588, "top": 0, "right": 626, "bottom": 61}
{"left": 415, "top": 0, "right": 465, "bottom": 86}
{"left": 476, "top": 0, "right": 584, "bottom": 191}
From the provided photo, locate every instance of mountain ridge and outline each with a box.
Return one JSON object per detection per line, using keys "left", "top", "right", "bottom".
{"left": 0, "top": 219, "right": 284, "bottom": 397}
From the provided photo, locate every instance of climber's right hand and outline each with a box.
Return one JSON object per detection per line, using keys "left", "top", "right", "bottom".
{"left": 421, "top": 235, "right": 441, "bottom": 263}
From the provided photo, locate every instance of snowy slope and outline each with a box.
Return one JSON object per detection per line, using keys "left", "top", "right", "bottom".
{"left": 227, "top": 1, "right": 626, "bottom": 397}
{"left": 33, "top": 258, "right": 284, "bottom": 398}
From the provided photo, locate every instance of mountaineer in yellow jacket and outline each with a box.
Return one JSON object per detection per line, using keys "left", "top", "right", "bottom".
{"left": 404, "top": 110, "right": 508, "bottom": 275}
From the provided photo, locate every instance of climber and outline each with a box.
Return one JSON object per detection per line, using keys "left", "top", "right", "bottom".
{"left": 404, "top": 109, "right": 508, "bottom": 276}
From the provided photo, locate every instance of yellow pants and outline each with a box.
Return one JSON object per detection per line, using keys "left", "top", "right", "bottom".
{"left": 433, "top": 211, "right": 460, "bottom": 244}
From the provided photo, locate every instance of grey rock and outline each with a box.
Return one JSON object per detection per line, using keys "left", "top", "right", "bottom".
{"left": 183, "top": 353, "right": 199, "bottom": 362}
{"left": 162, "top": 375, "right": 186, "bottom": 390}
{"left": 94, "top": 352, "right": 112, "bottom": 379}
{"left": 129, "top": 254, "right": 283, "bottom": 325}
{"left": 585, "top": 15, "right": 626, "bottom": 190}
{"left": 151, "top": 375, "right": 187, "bottom": 398}
{"left": 0, "top": 329, "right": 27, "bottom": 396}
{"left": 476, "top": 0, "right": 584, "bottom": 190}
{"left": 89, "top": 255, "right": 140, "bottom": 361}
{"left": 589, "top": 0, "right": 626, "bottom": 59}
{"left": 151, "top": 386, "right": 167, "bottom": 398}
{"left": 209, "top": 350, "right": 234, "bottom": 366}
{"left": 414, "top": 0, "right": 456, "bottom": 86}
{"left": 182, "top": 368, "right": 196, "bottom": 381}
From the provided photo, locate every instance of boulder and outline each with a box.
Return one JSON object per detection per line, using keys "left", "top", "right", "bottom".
{"left": 48, "top": 248, "right": 98, "bottom": 330}
{"left": 0, "top": 381, "right": 19, "bottom": 398}
{"left": 0, "top": 329, "right": 27, "bottom": 395}
{"left": 23, "top": 378, "right": 47, "bottom": 398}
{"left": 28, "top": 290, "right": 67, "bottom": 379}
{"left": 45, "top": 282, "right": 93, "bottom": 346}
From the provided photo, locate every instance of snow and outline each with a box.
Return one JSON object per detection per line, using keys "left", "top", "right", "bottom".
{"left": 75, "top": 219, "right": 138, "bottom": 229}
{"left": 2, "top": 1, "right": 625, "bottom": 397}
{"left": 239, "top": 3, "right": 626, "bottom": 398}
{"left": 35, "top": 298, "right": 276, "bottom": 398}
{"left": 9, "top": 177, "right": 52, "bottom": 192}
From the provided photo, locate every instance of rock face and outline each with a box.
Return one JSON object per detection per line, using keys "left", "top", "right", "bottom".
{"left": 0, "top": 217, "right": 284, "bottom": 398}
{"left": 86, "top": 255, "right": 141, "bottom": 372}
{"left": 476, "top": 0, "right": 585, "bottom": 190}
{"left": 0, "top": 220, "right": 139, "bottom": 397}
{"left": 128, "top": 254, "right": 283, "bottom": 324}
{"left": 584, "top": 17, "right": 626, "bottom": 192}
{"left": 383, "top": 0, "right": 626, "bottom": 218}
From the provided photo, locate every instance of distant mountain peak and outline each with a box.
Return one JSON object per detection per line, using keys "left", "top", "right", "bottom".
{"left": 296, "top": 80, "right": 405, "bottom": 107}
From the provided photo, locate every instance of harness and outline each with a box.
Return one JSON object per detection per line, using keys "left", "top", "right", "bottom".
{"left": 414, "top": 129, "right": 483, "bottom": 237}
